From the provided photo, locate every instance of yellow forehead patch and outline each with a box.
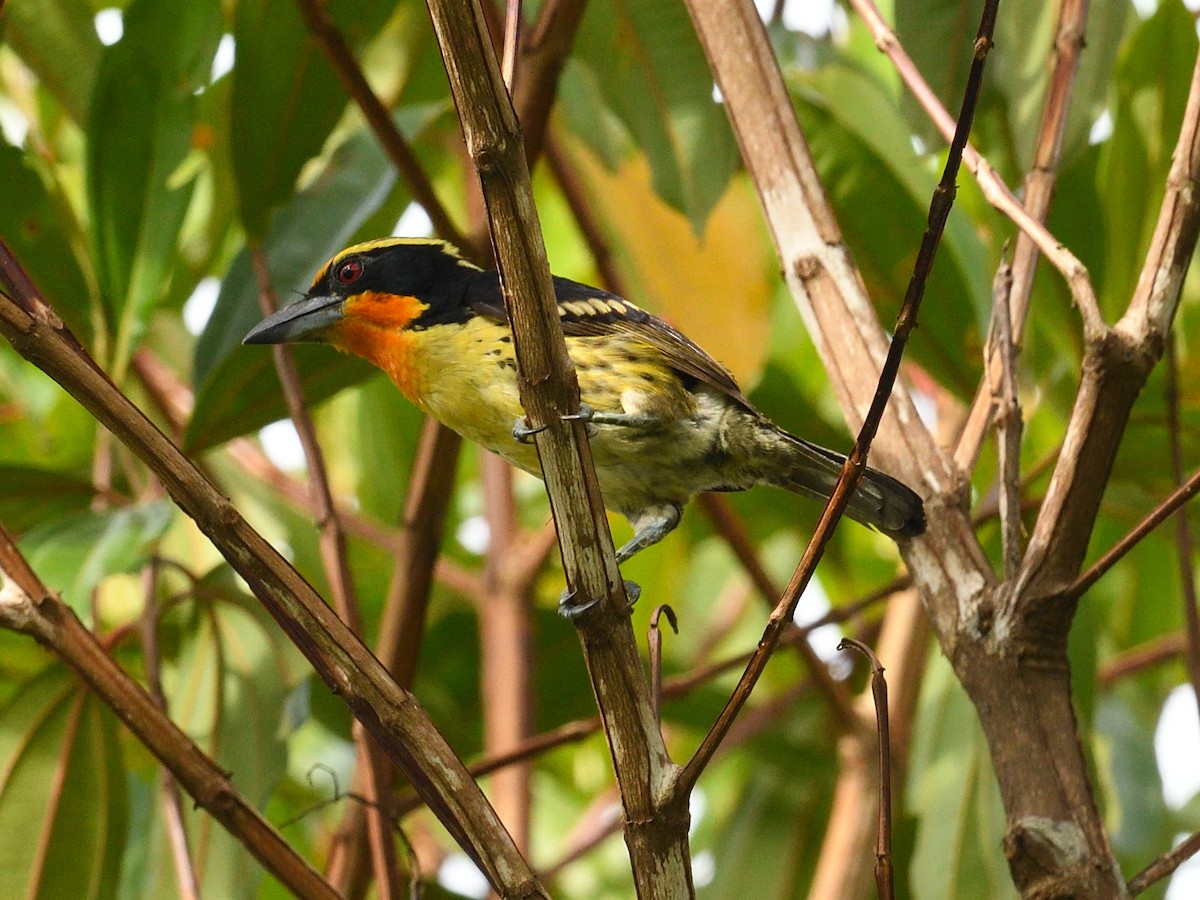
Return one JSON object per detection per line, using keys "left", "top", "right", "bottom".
{"left": 310, "top": 238, "right": 476, "bottom": 289}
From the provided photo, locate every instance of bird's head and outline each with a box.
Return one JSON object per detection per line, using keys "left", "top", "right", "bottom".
{"left": 242, "top": 239, "right": 479, "bottom": 347}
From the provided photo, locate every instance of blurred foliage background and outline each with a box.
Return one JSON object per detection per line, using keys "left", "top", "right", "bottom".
{"left": 0, "top": 0, "right": 1198, "bottom": 897}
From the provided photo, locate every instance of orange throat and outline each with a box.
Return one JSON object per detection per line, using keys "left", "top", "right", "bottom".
{"left": 326, "top": 292, "right": 429, "bottom": 406}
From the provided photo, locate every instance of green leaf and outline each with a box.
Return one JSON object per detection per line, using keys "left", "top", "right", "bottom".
{"left": 570, "top": 0, "right": 739, "bottom": 230}
{"left": 894, "top": 0, "right": 985, "bottom": 147}
{"left": 697, "top": 722, "right": 834, "bottom": 899}
{"left": 0, "top": 143, "right": 93, "bottom": 342}
{"left": 908, "top": 654, "right": 1017, "bottom": 899}
{"left": 230, "top": 0, "right": 394, "bottom": 237}
{"left": 1098, "top": 0, "right": 1198, "bottom": 317}
{"left": 0, "top": 666, "right": 127, "bottom": 900}
{"left": 791, "top": 63, "right": 988, "bottom": 396}
{"left": 18, "top": 502, "right": 173, "bottom": 616}
{"left": 126, "top": 574, "right": 307, "bottom": 899}
{"left": 1094, "top": 686, "right": 1176, "bottom": 866}
{"left": 0, "top": 0, "right": 102, "bottom": 123}
{"left": 87, "top": 0, "right": 223, "bottom": 367}
{"left": 188, "top": 126, "right": 404, "bottom": 451}
{"left": 992, "top": 0, "right": 1129, "bottom": 172}
{"left": 0, "top": 465, "right": 94, "bottom": 532}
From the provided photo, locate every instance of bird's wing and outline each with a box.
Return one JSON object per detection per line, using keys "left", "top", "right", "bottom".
{"left": 465, "top": 272, "right": 758, "bottom": 413}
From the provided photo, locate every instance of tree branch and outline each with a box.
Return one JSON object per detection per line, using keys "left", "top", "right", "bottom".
{"left": 1018, "top": 49, "right": 1200, "bottom": 601}
{"left": 420, "top": 0, "right": 691, "bottom": 895}
{"left": 949, "top": 0, "right": 1093, "bottom": 469}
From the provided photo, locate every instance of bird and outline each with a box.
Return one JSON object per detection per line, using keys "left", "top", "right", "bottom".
{"left": 244, "top": 238, "right": 924, "bottom": 611}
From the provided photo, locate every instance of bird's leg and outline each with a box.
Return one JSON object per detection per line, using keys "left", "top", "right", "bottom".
{"left": 564, "top": 402, "right": 662, "bottom": 430}
{"left": 513, "top": 401, "right": 659, "bottom": 445}
{"left": 557, "top": 506, "right": 679, "bottom": 617}
{"left": 615, "top": 503, "right": 682, "bottom": 563}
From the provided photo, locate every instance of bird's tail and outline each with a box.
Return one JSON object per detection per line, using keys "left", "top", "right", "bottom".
{"left": 758, "top": 429, "right": 925, "bottom": 539}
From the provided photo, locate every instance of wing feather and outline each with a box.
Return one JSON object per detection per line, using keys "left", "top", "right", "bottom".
{"left": 464, "top": 272, "right": 757, "bottom": 412}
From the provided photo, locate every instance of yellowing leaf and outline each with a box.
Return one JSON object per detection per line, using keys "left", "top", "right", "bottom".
{"left": 566, "top": 141, "right": 775, "bottom": 387}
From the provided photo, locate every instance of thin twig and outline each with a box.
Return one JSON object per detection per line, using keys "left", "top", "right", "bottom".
{"left": 1097, "top": 633, "right": 1187, "bottom": 689}
{"left": 951, "top": 0, "right": 1094, "bottom": 470}
{"left": 422, "top": 0, "right": 691, "bottom": 893}
{"left": 392, "top": 608, "right": 893, "bottom": 821}
{"left": 325, "top": 418, "right": 464, "bottom": 895}
{"left": 543, "top": 139, "right": 626, "bottom": 292}
{"left": 1128, "top": 828, "right": 1200, "bottom": 895}
{"left": 1166, "top": 335, "right": 1200, "bottom": 718}
{"left": 838, "top": 639, "right": 895, "bottom": 900}
{"left": 479, "top": 452, "right": 534, "bottom": 855}
{"left": 848, "top": 0, "right": 1106, "bottom": 353}
{"left": 1013, "top": 48, "right": 1200, "bottom": 602}
{"left": 674, "top": 0, "right": 999, "bottom": 798}
{"left": 649, "top": 605, "right": 678, "bottom": 725}
{"left": 537, "top": 791, "right": 623, "bottom": 880}
{"left": 989, "top": 256, "right": 1024, "bottom": 581}
{"left": 698, "top": 494, "right": 865, "bottom": 731}
{"left": 139, "top": 559, "right": 201, "bottom": 900}
{"left": 501, "top": 0, "right": 523, "bottom": 90}
{"left": 1064, "top": 466, "right": 1200, "bottom": 601}
{"left": 509, "top": 0, "right": 589, "bottom": 166}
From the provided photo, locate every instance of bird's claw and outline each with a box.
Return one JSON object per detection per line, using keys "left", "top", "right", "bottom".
{"left": 512, "top": 416, "right": 547, "bottom": 444}
{"left": 513, "top": 405, "right": 597, "bottom": 443}
{"left": 562, "top": 403, "right": 598, "bottom": 437}
{"left": 561, "top": 402, "right": 595, "bottom": 423}
{"left": 557, "top": 579, "right": 641, "bottom": 618}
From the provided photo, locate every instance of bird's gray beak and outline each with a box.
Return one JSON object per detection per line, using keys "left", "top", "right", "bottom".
{"left": 243, "top": 294, "right": 344, "bottom": 345}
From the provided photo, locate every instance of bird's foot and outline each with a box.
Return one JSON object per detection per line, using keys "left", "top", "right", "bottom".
{"left": 512, "top": 416, "right": 547, "bottom": 444}
{"left": 557, "top": 579, "right": 641, "bottom": 618}
{"left": 561, "top": 403, "right": 599, "bottom": 437}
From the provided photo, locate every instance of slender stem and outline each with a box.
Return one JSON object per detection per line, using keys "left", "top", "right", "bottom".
{"left": 501, "top": 0, "right": 523, "bottom": 90}
{"left": 697, "top": 496, "right": 861, "bottom": 730}
{"left": 421, "top": 0, "right": 692, "bottom": 894}
{"left": 1128, "top": 828, "right": 1200, "bottom": 895}
{"left": 325, "top": 418, "right": 463, "bottom": 895}
{"left": 951, "top": 0, "right": 1094, "bottom": 470}
{"left": 1098, "top": 633, "right": 1187, "bottom": 688}
{"left": 480, "top": 453, "right": 534, "bottom": 855}
{"left": 837, "top": 639, "right": 895, "bottom": 900}
{"left": 139, "top": 560, "right": 201, "bottom": 900}
{"left": 989, "top": 257, "right": 1024, "bottom": 581}
{"left": 1064, "top": 466, "right": 1200, "bottom": 601}
{"left": 649, "top": 605, "right": 677, "bottom": 725}
{"left": 848, "top": 0, "right": 1105, "bottom": 356}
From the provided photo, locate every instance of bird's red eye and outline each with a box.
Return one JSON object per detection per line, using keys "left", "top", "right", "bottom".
{"left": 336, "top": 260, "right": 363, "bottom": 285}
